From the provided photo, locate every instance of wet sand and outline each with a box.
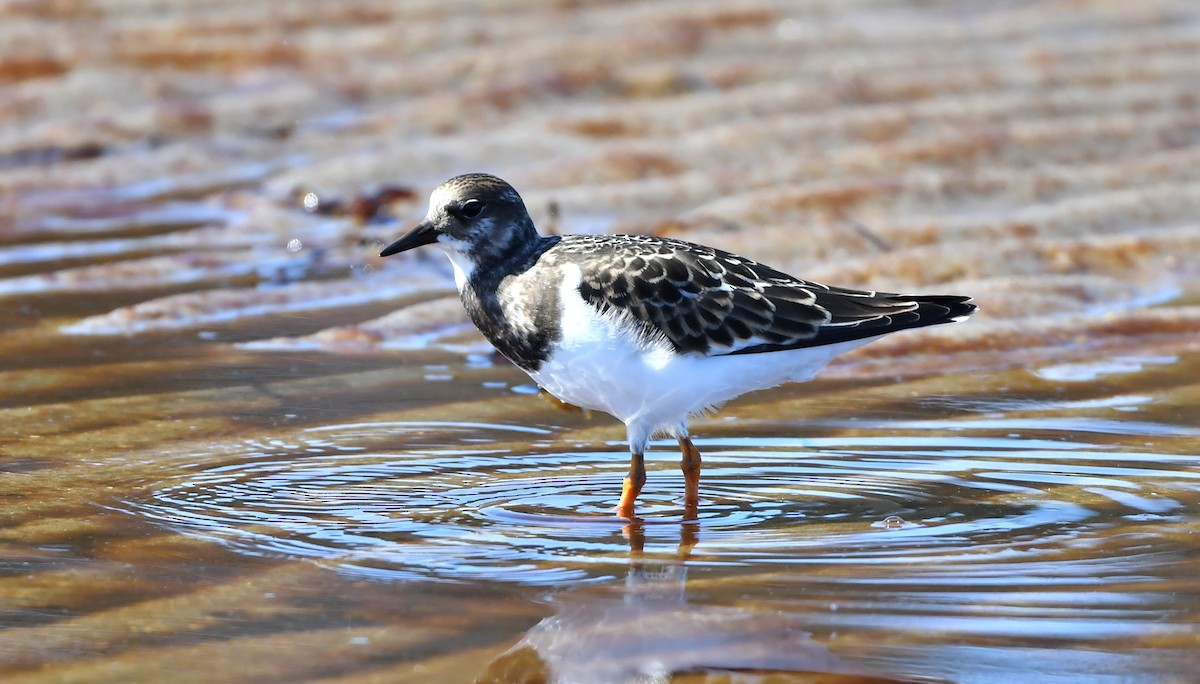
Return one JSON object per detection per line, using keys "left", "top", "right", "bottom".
{"left": 3, "top": 1, "right": 1200, "bottom": 682}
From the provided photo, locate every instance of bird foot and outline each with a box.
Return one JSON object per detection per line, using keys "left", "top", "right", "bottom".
{"left": 538, "top": 389, "right": 587, "bottom": 414}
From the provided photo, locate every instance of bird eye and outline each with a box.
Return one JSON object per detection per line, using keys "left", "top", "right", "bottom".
{"left": 460, "top": 199, "right": 484, "bottom": 218}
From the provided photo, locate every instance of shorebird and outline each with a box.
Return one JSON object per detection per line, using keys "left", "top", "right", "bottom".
{"left": 380, "top": 173, "right": 976, "bottom": 519}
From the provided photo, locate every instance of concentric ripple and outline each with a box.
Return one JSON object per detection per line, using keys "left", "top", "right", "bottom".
{"left": 125, "top": 416, "right": 1200, "bottom": 591}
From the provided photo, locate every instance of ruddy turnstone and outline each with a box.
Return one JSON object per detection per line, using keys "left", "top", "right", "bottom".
{"left": 380, "top": 173, "right": 977, "bottom": 519}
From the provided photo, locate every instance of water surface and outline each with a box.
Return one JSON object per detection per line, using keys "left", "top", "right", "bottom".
{"left": 6, "top": 329, "right": 1200, "bottom": 682}
{"left": 5, "top": 1, "right": 1200, "bottom": 681}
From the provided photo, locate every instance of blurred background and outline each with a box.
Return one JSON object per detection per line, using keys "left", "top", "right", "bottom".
{"left": 3, "top": 1, "right": 1200, "bottom": 682}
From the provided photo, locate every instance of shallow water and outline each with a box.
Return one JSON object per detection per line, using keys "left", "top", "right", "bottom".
{"left": 5, "top": 325, "right": 1200, "bottom": 682}
{"left": 5, "top": 1, "right": 1200, "bottom": 681}
{"left": 126, "top": 411, "right": 1200, "bottom": 592}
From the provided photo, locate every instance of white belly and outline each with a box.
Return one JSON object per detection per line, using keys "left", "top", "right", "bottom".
{"left": 529, "top": 264, "right": 873, "bottom": 435}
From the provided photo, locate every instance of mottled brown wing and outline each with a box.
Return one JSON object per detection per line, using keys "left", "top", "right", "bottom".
{"left": 567, "top": 235, "right": 975, "bottom": 357}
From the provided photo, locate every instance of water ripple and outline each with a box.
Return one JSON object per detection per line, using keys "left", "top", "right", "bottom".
{"left": 124, "top": 418, "right": 1200, "bottom": 592}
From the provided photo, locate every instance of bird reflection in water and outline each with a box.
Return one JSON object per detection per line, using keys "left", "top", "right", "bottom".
{"left": 476, "top": 520, "right": 943, "bottom": 684}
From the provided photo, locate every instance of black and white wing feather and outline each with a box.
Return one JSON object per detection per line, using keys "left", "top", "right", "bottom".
{"left": 561, "top": 235, "right": 976, "bottom": 357}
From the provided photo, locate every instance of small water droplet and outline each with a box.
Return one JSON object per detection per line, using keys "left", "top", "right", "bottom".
{"left": 301, "top": 192, "right": 319, "bottom": 212}
{"left": 286, "top": 238, "right": 303, "bottom": 252}
{"left": 875, "top": 515, "right": 906, "bottom": 530}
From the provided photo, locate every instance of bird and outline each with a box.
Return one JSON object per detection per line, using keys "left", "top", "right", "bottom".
{"left": 379, "top": 173, "right": 977, "bottom": 520}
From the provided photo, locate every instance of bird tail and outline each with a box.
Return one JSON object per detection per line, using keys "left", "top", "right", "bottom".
{"left": 910, "top": 294, "right": 978, "bottom": 326}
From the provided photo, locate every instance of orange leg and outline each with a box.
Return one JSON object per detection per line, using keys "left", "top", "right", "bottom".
{"left": 678, "top": 435, "right": 702, "bottom": 514}
{"left": 616, "top": 451, "right": 646, "bottom": 520}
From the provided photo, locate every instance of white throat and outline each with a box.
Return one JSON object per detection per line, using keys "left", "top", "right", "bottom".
{"left": 436, "top": 239, "right": 476, "bottom": 291}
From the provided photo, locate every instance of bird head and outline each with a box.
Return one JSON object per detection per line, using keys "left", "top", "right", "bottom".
{"left": 379, "top": 173, "right": 538, "bottom": 270}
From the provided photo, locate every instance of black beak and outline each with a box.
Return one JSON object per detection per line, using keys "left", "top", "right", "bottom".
{"left": 379, "top": 220, "right": 439, "bottom": 257}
